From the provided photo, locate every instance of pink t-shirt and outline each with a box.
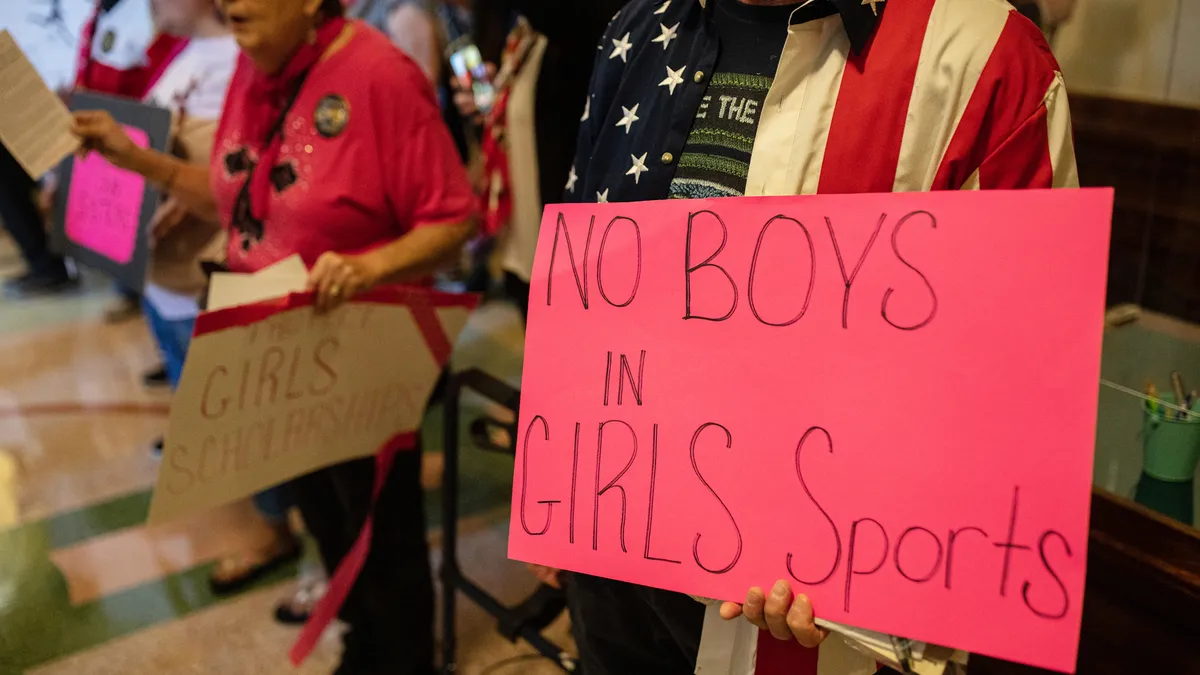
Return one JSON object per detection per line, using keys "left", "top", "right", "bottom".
{"left": 211, "top": 23, "right": 475, "bottom": 274}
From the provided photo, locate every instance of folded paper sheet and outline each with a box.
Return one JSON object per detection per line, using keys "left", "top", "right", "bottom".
{"left": 207, "top": 254, "right": 309, "bottom": 311}
{"left": 508, "top": 190, "right": 1114, "bottom": 673}
{"left": 0, "top": 31, "right": 78, "bottom": 178}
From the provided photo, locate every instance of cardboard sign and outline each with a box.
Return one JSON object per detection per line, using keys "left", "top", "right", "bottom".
{"left": 508, "top": 189, "right": 1114, "bottom": 673}
{"left": 148, "top": 287, "right": 476, "bottom": 524}
{"left": 52, "top": 92, "right": 171, "bottom": 293}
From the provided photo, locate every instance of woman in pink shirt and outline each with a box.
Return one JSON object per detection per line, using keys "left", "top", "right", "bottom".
{"left": 72, "top": 0, "right": 476, "bottom": 671}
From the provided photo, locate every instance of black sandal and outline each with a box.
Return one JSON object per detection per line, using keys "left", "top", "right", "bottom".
{"left": 274, "top": 579, "right": 325, "bottom": 625}
{"left": 209, "top": 544, "right": 303, "bottom": 595}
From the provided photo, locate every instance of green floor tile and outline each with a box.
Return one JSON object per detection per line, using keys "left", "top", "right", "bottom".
{"left": 43, "top": 492, "right": 153, "bottom": 551}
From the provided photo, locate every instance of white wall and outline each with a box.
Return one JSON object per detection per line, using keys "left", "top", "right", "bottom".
{"left": 1169, "top": 0, "right": 1200, "bottom": 103}
{"left": 1053, "top": 0, "right": 1200, "bottom": 108}
{"left": 0, "top": 0, "right": 97, "bottom": 91}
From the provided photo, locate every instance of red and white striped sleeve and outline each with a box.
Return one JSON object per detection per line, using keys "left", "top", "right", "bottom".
{"left": 972, "top": 71, "right": 1078, "bottom": 190}
{"left": 966, "top": 13, "right": 1078, "bottom": 190}
{"left": 931, "top": 10, "right": 1079, "bottom": 192}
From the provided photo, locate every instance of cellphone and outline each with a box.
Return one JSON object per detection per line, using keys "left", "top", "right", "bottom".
{"left": 447, "top": 42, "right": 496, "bottom": 114}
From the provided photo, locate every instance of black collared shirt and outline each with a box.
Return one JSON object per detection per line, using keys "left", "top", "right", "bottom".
{"left": 565, "top": 0, "right": 880, "bottom": 205}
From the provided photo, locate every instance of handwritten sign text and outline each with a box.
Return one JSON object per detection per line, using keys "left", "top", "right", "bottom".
{"left": 508, "top": 190, "right": 1113, "bottom": 673}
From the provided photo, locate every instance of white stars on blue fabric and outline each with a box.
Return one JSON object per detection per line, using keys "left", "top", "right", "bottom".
{"left": 652, "top": 23, "right": 679, "bottom": 51}
{"left": 654, "top": 1, "right": 671, "bottom": 15}
{"left": 566, "top": 165, "right": 578, "bottom": 193}
{"left": 581, "top": 97, "right": 591, "bottom": 122}
{"left": 610, "top": 32, "right": 633, "bottom": 62}
{"left": 627, "top": 153, "right": 649, "bottom": 184}
{"left": 659, "top": 65, "right": 686, "bottom": 95}
{"left": 597, "top": 189, "right": 610, "bottom": 203}
{"left": 615, "top": 104, "right": 641, "bottom": 134}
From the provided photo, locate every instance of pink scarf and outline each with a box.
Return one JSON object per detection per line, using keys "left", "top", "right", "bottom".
{"left": 240, "top": 17, "right": 347, "bottom": 222}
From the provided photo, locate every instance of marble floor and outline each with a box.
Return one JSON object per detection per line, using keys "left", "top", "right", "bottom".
{"left": 0, "top": 236, "right": 568, "bottom": 674}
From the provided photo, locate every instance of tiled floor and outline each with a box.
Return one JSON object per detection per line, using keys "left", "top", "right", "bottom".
{"left": 0, "top": 236, "right": 570, "bottom": 674}
{"left": 28, "top": 519, "right": 572, "bottom": 675}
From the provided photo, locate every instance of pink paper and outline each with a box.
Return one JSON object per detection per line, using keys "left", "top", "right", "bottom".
{"left": 508, "top": 189, "right": 1113, "bottom": 674}
{"left": 64, "top": 125, "right": 150, "bottom": 264}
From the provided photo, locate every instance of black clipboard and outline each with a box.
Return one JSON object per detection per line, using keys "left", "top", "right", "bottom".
{"left": 51, "top": 92, "right": 171, "bottom": 294}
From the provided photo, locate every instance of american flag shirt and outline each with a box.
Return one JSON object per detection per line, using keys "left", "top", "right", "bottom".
{"left": 566, "top": 0, "right": 1078, "bottom": 205}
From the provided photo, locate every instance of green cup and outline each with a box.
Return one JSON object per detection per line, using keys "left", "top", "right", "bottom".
{"left": 1141, "top": 394, "right": 1200, "bottom": 482}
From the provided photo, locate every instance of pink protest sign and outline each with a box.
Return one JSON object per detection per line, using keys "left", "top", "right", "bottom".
{"left": 509, "top": 189, "right": 1113, "bottom": 673}
{"left": 64, "top": 125, "right": 150, "bottom": 264}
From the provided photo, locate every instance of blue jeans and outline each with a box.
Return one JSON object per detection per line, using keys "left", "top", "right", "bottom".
{"left": 142, "top": 299, "right": 195, "bottom": 387}
{"left": 143, "top": 299, "right": 295, "bottom": 525}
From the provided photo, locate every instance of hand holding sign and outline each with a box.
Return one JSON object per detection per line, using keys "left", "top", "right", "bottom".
{"left": 308, "top": 251, "right": 384, "bottom": 312}
{"left": 63, "top": 123, "right": 150, "bottom": 266}
{"left": 722, "top": 581, "right": 830, "bottom": 648}
{"left": 509, "top": 189, "right": 1114, "bottom": 673}
{"left": 53, "top": 93, "right": 171, "bottom": 293}
{"left": 71, "top": 110, "right": 143, "bottom": 170}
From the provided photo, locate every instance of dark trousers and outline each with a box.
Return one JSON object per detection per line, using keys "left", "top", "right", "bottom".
{"left": 502, "top": 271, "right": 530, "bottom": 322}
{"left": 0, "top": 146, "right": 64, "bottom": 278}
{"left": 294, "top": 450, "right": 435, "bottom": 675}
{"left": 566, "top": 574, "right": 706, "bottom": 675}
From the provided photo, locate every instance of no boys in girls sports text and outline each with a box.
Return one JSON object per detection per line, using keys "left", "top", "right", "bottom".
{"left": 509, "top": 189, "right": 1114, "bottom": 673}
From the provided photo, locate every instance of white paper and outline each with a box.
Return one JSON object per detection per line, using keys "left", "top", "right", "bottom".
{"left": 694, "top": 610, "right": 885, "bottom": 675}
{"left": 819, "top": 635, "right": 890, "bottom": 675}
{"left": 206, "top": 255, "right": 309, "bottom": 311}
{"left": 695, "top": 604, "right": 757, "bottom": 675}
{"left": 0, "top": 30, "right": 79, "bottom": 178}
{"left": 256, "top": 254, "right": 308, "bottom": 281}
{"left": 816, "top": 619, "right": 905, "bottom": 654}
{"left": 818, "top": 619, "right": 947, "bottom": 675}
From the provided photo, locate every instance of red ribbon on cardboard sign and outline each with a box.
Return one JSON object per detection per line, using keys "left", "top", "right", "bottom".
{"left": 285, "top": 286, "right": 462, "bottom": 665}
{"left": 190, "top": 285, "right": 470, "bottom": 666}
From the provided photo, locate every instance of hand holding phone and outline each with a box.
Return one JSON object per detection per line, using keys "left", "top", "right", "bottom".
{"left": 448, "top": 43, "right": 496, "bottom": 115}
